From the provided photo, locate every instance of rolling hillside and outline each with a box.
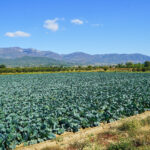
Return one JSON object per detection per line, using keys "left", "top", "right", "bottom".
{"left": 0, "top": 47, "right": 150, "bottom": 66}
{"left": 0, "top": 56, "right": 70, "bottom": 67}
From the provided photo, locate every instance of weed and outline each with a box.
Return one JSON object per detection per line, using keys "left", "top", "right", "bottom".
{"left": 107, "top": 139, "right": 134, "bottom": 150}
{"left": 140, "top": 116, "right": 150, "bottom": 126}
{"left": 67, "top": 140, "right": 90, "bottom": 150}
{"left": 119, "top": 119, "right": 141, "bottom": 132}
{"left": 55, "top": 136, "right": 64, "bottom": 143}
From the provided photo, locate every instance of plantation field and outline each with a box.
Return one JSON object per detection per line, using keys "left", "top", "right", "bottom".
{"left": 0, "top": 72, "right": 150, "bottom": 149}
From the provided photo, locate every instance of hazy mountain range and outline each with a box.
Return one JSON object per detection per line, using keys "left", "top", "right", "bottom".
{"left": 0, "top": 47, "right": 150, "bottom": 67}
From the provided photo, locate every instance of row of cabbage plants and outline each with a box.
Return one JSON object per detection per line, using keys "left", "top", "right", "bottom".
{"left": 0, "top": 72, "right": 150, "bottom": 149}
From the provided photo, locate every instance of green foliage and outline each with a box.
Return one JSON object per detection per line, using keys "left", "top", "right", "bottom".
{"left": 0, "top": 64, "right": 6, "bottom": 68}
{"left": 107, "top": 139, "right": 134, "bottom": 150}
{"left": 116, "top": 61, "right": 150, "bottom": 71}
{"left": 140, "top": 116, "right": 150, "bottom": 126}
{"left": 126, "top": 62, "right": 134, "bottom": 68}
{"left": 103, "top": 66, "right": 109, "bottom": 71}
{"left": 144, "top": 61, "right": 150, "bottom": 67}
{"left": 0, "top": 60, "right": 150, "bottom": 74}
{"left": 119, "top": 120, "right": 141, "bottom": 132}
{"left": 0, "top": 72, "right": 150, "bottom": 149}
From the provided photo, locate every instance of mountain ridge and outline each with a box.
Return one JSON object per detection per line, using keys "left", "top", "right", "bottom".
{"left": 0, "top": 47, "right": 150, "bottom": 66}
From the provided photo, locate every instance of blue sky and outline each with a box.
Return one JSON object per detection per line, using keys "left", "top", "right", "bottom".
{"left": 0, "top": 0, "right": 150, "bottom": 55}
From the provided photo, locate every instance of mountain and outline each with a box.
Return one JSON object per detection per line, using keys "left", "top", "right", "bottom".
{"left": 62, "top": 53, "right": 150, "bottom": 64}
{"left": 62, "top": 52, "right": 93, "bottom": 64}
{"left": 0, "top": 56, "right": 70, "bottom": 67}
{"left": 91, "top": 54, "right": 150, "bottom": 64}
{"left": 0, "top": 47, "right": 61, "bottom": 59}
{"left": 0, "top": 47, "right": 150, "bottom": 66}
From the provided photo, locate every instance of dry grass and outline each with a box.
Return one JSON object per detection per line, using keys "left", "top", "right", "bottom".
{"left": 96, "top": 131, "right": 118, "bottom": 146}
{"left": 106, "top": 115, "right": 150, "bottom": 150}
{"left": 41, "top": 145, "right": 62, "bottom": 150}
{"left": 67, "top": 140, "right": 90, "bottom": 150}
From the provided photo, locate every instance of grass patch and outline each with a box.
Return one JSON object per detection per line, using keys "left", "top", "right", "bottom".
{"left": 41, "top": 145, "right": 62, "bottom": 150}
{"left": 118, "top": 119, "right": 141, "bottom": 132}
{"left": 140, "top": 116, "right": 150, "bottom": 126}
{"left": 67, "top": 140, "right": 91, "bottom": 150}
{"left": 55, "top": 136, "right": 64, "bottom": 143}
{"left": 107, "top": 139, "right": 134, "bottom": 150}
{"left": 132, "top": 132, "right": 150, "bottom": 147}
{"left": 108, "top": 116, "right": 150, "bottom": 150}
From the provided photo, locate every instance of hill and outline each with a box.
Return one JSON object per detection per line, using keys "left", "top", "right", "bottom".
{"left": 0, "top": 56, "right": 70, "bottom": 67}
{"left": 0, "top": 47, "right": 150, "bottom": 66}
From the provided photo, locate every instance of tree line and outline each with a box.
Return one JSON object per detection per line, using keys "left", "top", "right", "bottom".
{"left": 0, "top": 61, "right": 150, "bottom": 74}
{"left": 115, "top": 61, "right": 150, "bottom": 72}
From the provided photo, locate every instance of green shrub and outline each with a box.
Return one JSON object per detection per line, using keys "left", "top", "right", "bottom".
{"left": 107, "top": 140, "right": 133, "bottom": 150}
{"left": 140, "top": 116, "right": 150, "bottom": 126}
{"left": 119, "top": 120, "right": 141, "bottom": 132}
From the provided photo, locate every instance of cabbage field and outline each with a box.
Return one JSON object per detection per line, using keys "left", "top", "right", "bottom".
{"left": 0, "top": 72, "right": 150, "bottom": 149}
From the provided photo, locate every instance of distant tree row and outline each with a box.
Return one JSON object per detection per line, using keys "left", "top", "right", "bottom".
{"left": 116, "top": 61, "right": 150, "bottom": 72}
{"left": 0, "top": 61, "right": 150, "bottom": 73}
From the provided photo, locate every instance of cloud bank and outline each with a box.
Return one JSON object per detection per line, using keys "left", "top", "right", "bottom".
{"left": 5, "top": 31, "right": 30, "bottom": 37}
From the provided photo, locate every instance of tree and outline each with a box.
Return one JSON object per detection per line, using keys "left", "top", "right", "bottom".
{"left": 116, "top": 64, "right": 124, "bottom": 68}
{"left": 0, "top": 64, "right": 6, "bottom": 68}
{"left": 87, "top": 65, "right": 92, "bottom": 70}
{"left": 126, "top": 62, "right": 133, "bottom": 68}
{"left": 144, "top": 61, "right": 150, "bottom": 67}
{"left": 103, "top": 66, "right": 108, "bottom": 71}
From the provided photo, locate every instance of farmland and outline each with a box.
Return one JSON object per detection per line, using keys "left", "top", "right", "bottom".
{"left": 0, "top": 72, "right": 150, "bottom": 149}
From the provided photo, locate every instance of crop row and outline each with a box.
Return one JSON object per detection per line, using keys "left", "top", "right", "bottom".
{"left": 0, "top": 72, "right": 150, "bottom": 149}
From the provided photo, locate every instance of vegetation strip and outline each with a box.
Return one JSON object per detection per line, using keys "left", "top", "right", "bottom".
{"left": 0, "top": 61, "right": 150, "bottom": 75}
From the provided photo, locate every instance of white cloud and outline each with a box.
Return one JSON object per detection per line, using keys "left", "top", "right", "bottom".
{"left": 43, "top": 18, "right": 59, "bottom": 31}
{"left": 71, "top": 19, "right": 84, "bottom": 25}
{"left": 5, "top": 31, "right": 30, "bottom": 37}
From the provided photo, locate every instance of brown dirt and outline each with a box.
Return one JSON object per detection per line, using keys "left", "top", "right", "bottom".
{"left": 97, "top": 132, "right": 118, "bottom": 146}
